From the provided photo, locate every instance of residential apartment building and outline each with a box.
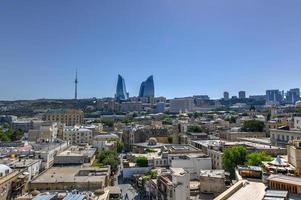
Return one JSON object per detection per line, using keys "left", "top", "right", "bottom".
{"left": 44, "top": 109, "right": 84, "bottom": 126}
{"left": 28, "top": 122, "right": 58, "bottom": 142}
{"left": 270, "top": 129, "right": 301, "bottom": 147}
{"left": 199, "top": 170, "right": 226, "bottom": 194}
{"left": 63, "top": 127, "right": 93, "bottom": 145}
{"left": 155, "top": 168, "right": 190, "bottom": 200}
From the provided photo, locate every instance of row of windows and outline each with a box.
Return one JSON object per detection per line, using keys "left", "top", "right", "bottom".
{"left": 270, "top": 181, "right": 298, "bottom": 194}
{"left": 272, "top": 134, "right": 300, "bottom": 141}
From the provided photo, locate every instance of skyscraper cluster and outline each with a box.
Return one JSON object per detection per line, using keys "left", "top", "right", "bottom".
{"left": 115, "top": 75, "right": 155, "bottom": 100}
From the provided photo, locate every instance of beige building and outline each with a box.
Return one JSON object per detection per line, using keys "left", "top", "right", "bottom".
{"left": 199, "top": 170, "right": 226, "bottom": 194}
{"left": 267, "top": 174, "right": 301, "bottom": 195}
{"left": 28, "top": 122, "right": 58, "bottom": 142}
{"left": 287, "top": 141, "right": 301, "bottom": 176}
{"left": 220, "top": 131, "right": 265, "bottom": 141}
{"left": 270, "top": 129, "right": 301, "bottom": 147}
{"left": 29, "top": 166, "right": 110, "bottom": 192}
{"left": 0, "top": 165, "right": 25, "bottom": 199}
{"left": 44, "top": 109, "right": 84, "bottom": 126}
{"left": 64, "top": 127, "right": 93, "bottom": 145}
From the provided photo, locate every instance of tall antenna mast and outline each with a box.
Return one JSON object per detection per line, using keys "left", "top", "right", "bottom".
{"left": 74, "top": 68, "right": 78, "bottom": 100}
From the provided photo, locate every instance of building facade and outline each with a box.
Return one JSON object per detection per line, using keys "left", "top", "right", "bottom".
{"left": 44, "top": 109, "right": 84, "bottom": 126}
{"left": 139, "top": 75, "right": 155, "bottom": 98}
{"left": 115, "top": 74, "right": 129, "bottom": 101}
{"left": 63, "top": 127, "right": 93, "bottom": 145}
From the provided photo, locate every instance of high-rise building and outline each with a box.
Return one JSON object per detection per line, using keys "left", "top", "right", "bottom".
{"left": 223, "top": 91, "right": 229, "bottom": 100}
{"left": 266, "top": 90, "right": 283, "bottom": 105}
{"left": 238, "top": 91, "right": 246, "bottom": 99}
{"left": 286, "top": 88, "right": 300, "bottom": 104}
{"left": 115, "top": 75, "right": 129, "bottom": 101}
{"left": 139, "top": 75, "right": 155, "bottom": 98}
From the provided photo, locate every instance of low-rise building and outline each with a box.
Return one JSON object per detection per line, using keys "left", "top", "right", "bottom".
{"left": 156, "top": 168, "right": 190, "bottom": 200}
{"left": 29, "top": 166, "right": 110, "bottom": 192}
{"left": 63, "top": 127, "right": 93, "bottom": 145}
{"left": 287, "top": 140, "right": 301, "bottom": 176}
{"left": 28, "top": 122, "right": 58, "bottom": 142}
{"left": 220, "top": 130, "right": 265, "bottom": 141}
{"left": 270, "top": 129, "right": 301, "bottom": 147}
{"left": 267, "top": 174, "right": 301, "bottom": 195}
{"left": 32, "top": 140, "right": 68, "bottom": 169}
{"left": 54, "top": 145, "right": 97, "bottom": 165}
{"left": 0, "top": 159, "right": 41, "bottom": 181}
{"left": 199, "top": 170, "right": 226, "bottom": 194}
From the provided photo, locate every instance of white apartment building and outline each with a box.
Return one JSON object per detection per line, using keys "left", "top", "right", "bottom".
{"left": 157, "top": 168, "right": 190, "bottom": 200}
{"left": 294, "top": 117, "right": 301, "bottom": 130}
{"left": 170, "top": 155, "right": 212, "bottom": 180}
{"left": 64, "top": 127, "right": 93, "bottom": 145}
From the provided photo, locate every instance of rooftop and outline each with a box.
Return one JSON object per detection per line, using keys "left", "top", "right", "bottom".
{"left": 227, "top": 181, "right": 265, "bottom": 200}
{"left": 31, "top": 166, "right": 109, "bottom": 184}
{"left": 33, "top": 194, "right": 56, "bottom": 200}
{"left": 267, "top": 174, "right": 301, "bottom": 186}
{"left": 200, "top": 170, "right": 225, "bottom": 178}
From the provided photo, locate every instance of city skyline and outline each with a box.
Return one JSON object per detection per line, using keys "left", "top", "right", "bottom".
{"left": 1, "top": 1, "right": 301, "bottom": 100}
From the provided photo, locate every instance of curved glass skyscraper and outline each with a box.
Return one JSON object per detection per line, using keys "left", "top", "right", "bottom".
{"left": 139, "top": 75, "right": 155, "bottom": 97}
{"left": 115, "top": 74, "right": 129, "bottom": 101}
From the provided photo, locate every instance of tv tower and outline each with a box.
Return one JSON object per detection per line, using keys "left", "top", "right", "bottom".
{"left": 74, "top": 69, "right": 78, "bottom": 100}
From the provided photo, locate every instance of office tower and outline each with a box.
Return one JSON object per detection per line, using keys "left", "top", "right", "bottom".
{"left": 139, "top": 75, "right": 155, "bottom": 97}
{"left": 223, "top": 91, "right": 229, "bottom": 100}
{"left": 286, "top": 88, "right": 300, "bottom": 104}
{"left": 115, "top": 75, "right": 129, "bottom": 101}
{"left": 74, "top": 69, "right": 78, "bottom": 99}
{"left": 238, "top": 91, "right": 246, "bottom": 99}
{"left": 266, "top": 90, "right": 283, "bottom": 105}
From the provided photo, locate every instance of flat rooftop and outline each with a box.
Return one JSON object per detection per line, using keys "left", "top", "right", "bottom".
{"left": 0, "top": 158, "right": 41, "bottom": 168}
{"left": 227, "top": 181, "right": 265, "bottom": 200}
{"left": 200, "top": 170, "right": 225, "bottom": 178}
{"left": 31, "top": 166, "right": 109, "bottom": 184}
{"left": 267, "top": 174, "right": 301, "bottom": 186}
{"left": 56, "top": 146, "right": 96, "bottom": 157}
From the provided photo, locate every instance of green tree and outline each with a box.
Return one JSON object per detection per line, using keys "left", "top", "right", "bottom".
{"left": 162, "top": 118, "right": 173, "bottom": 125}
{"left": 97, "top": 150, "right": 119, "bottom": 173}
{"left": 241, "top": 120, "right": 264, "bottom": 132}
{"left": 246, "top": 152, "right": 273, "bottom": 166}
{"left": 116, "top": 140, "right": 124, "bottom": 153}
{"left": 101, "top": 119, "right": 114, "bottom": 128}
{"left": 222, "top": 145, "right": 247, "bottom": 179}
{"left": 136, "top": 156, "right": 148, "bottom": 167}
{"left": 187, "top": 125, "right": 203, "bottom": 133}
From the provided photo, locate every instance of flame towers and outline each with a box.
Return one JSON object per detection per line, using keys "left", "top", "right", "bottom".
{"left": 115, "top": 75, "right": 129, "bottom": 101}
{"left": 139, "top": 75, "right": 155, "bottom": 98}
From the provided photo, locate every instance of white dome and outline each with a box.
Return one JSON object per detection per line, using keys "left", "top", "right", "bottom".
{"left": 0, "top": 164, "right": 12, "bottom": 176}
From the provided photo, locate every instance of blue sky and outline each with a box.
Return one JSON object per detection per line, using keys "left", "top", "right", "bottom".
{"left": 1, "top": 0, "right": 301, "bottom": 100}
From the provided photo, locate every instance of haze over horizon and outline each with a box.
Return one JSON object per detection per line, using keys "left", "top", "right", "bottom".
{"left": 1, "top": 0, "right": 301, "bottom": 100}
